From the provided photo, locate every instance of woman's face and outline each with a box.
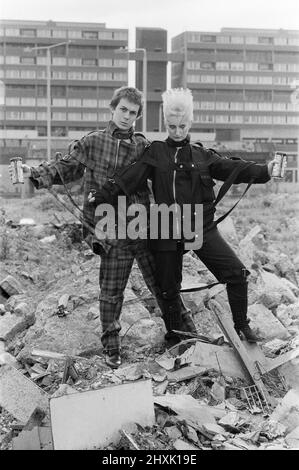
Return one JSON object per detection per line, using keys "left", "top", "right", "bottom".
{"left": 165, "top": 114, "right": 192, "bottom": 141}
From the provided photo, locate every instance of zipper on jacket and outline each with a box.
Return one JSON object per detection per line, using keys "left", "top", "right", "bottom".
{"left": 173, "top": 147, "right": 181, "bottom": 237}
{"left": 114, "top": 139, "right": 120, "bottom": 172}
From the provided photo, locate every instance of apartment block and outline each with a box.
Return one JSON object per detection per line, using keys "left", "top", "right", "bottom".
{"left": 0, "top": 19, "right": 128, "bottom": 147}
{"left": 172, "top": 27, "right": 299, "bottom": 181}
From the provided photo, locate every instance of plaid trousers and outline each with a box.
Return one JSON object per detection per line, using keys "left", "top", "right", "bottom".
{"left": 99, "top": 240, "right": 160, "bottom": 353}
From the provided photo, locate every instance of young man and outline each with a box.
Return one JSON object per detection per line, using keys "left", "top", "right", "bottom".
{"left": 93, "top": 88, "right": 276, "bottom": 344}
{"left": 9, "top": 86, "right": 195, "bottom": 369}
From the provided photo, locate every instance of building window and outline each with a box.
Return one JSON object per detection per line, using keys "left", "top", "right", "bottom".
{"left": 258, "top": 76, "right": 272, "bottom": 85}
{"left": 52, "top": 112, "right": 66, "bottom": 120}
{"left": 5, "top": 28, "right": 20, "bottom": 36}
{"left": 52, "top": 57, "right": 67, "bottom": 66}
{"left": 82, "top": 58, "right": 97, "bottom": 66}
{"left": 200, "top": 75, "right": 215, "bottom": 83}
{"left": 257, "top": 115, "right": 272, "bottom": 124}
{"left": 258, "top": 36, "right": 273, "bottom": 44}
{"left": 201, "top": 62, "right": 215, "bottom": 70}
{"left": 52, "top": 30, "right": 67, "bottom": 38}
{"left": 216, "top": 102, "right": 229, "bottom": 110}
{"left": 6, "top": 56, "right": 20, "bottom": 64}
{"left": 37, "top": 57, "right": 48, "bottom": 65}
{"left": 200, "top": 101, "right": 215, "bottom": 110}
{"left": 245, "top": 63, "right": 258, "bottom": 71}
{"left": 113, "top": 72, "right": 127, "bottom": 81}
{"left": 113, "top": 59, "right": 127, "bottom": 67}
{"left": 273, "top": 103, "right": 287, "bottom": 111}
{"left": 274, "top": 37, "right": 287, "bottom": 45}
{"left": 98, "top": 112, "right": 111, "bottom": 121}
{"left": 37, "top": 112, "right": 47, "bottom": 120}
{"left": 82, "top": 112, "right": 97, "bottom": 121}
{"left": 216, "top": 62, "right": 229, "bottom": 70}
{"left": 52, "top": 71, "right": 67, "bottom": 79}
{"left": 287, "top": 116, "right": 299, "bottom": 125}
{"left": 6, "top": 97, "right": 20, "bottom": 105}
{"left": 82, "top": 72, "right": 97, "bottom": 80}
{"left": 37, "top": 29, "right": 51, "bottom": 37}
{"left": 98, "top": 72, "right": 113, "bottom": 80}
{"left": 245, "top": 36, "right": 258, "bottom": 44}
{"left": 68, "top": 30, "right": 82, "bottom": 39}
{"left": 20, "top": 111, "right": 36, "bottom": 120}
{"left": 82, "top": 99, "right": 97, "bottom": 107}
{"left": 68, "top": 57, "right": 81, "bottom": 66}
{"left": 21, "top": 70, "right": 36, "bottom": 79}
{"left": 37, "top": 69, "right": 47, "bottom": 79}
{"left": 98, "top": 31, "right": 113, "bottom": 39}
{"left": 6, "top": 111, "right": 20, "bottom": 119}
{"left": 258, "top": 103, "right": 272, "bottom": 111}
{"left": 114, "top": 32, "right": 128, "bottom": 40}
{"left": 259, "top": 63, "right": 273, "bottom": 71}
{"left": 288, "top": 37, "right": 299, "bottom": 46}
{"left": 230, "top": 62, "right": 244, "bottom": 71}
{"left": 6, "top": 69, "right": 20, "bottom": 78}
{"left": 98, "top": 99, "right": 110, "bottom": 107}
{"left": 245, "top": 76, "right": 258, "bottom": 84}
{"left": 287, "top": 64, "right": 299, "bottom": 72}
{"left": 230, "top": 115, "right": 243, "bottom": 123}
{"left": 99, "top": 59, "right": 113, "bottom": 67}
{"left": 274, "top": 63, "right": 287, "bottom": 72}
{"left": 230, "top": 75, "right": 243, "bottom": 84}
{"left": 68, "top": 112, "right": 82, "bottom": 120}
{"left": 20, "top": 28, "right": 36, "bottom": 37}
{"left": 20, "top": 57, "right": 35, "bottom": 65}
{"left": 37, "top": 98, "right": 47, "bottom": 106}
{"left": 52, "top": 98, "right": 67, "bottom": 107}
{"left": 245, "top": 103, "right": 258, "bottom": 111}
{"left": 217, "top": 36, "right": 230, "bottom": 43}
{"left": 20, "top": 97, "right": 35, "bottom": 106}
{"left": 216, "top": 75, "right": 229, "bottom": 83}
{"left": 68, "top": 71, "right": 82, "bottom": 80}
{"left": 230, "top": 102, "right": 243, "bottom": 110}
{"left": 82, "top": 31, "right": 98, "bottom": 39}
{"left": 215, "top": 115, "right": 229, "bottom": 123}
{"left": 230, "top": 36, "right": 244, "bottom": 44}
{"left": 68, "top": 99, "right": 82, "bottom": 107}
{"left": 200, "top": 34, "right": 216, "bottom": 42}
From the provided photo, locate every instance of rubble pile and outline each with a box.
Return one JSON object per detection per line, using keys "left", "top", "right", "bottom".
{"left": 0, "top": 191, "right": 299, "bottom": 450}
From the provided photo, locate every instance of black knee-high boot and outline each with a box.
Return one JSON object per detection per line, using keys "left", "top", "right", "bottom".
{"left": 226, "top": 282, "right": 260, "bottom": 342}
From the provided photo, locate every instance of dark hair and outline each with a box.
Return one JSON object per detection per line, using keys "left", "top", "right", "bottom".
{"left": 110, "top": 86, "right": 143, "bottom": 117}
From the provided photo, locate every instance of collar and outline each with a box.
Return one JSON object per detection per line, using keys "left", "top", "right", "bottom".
{"left": 166, "top": 135, "right": 191, "bottom": 148}
{"left": 107, "top": 120, "right": 134, "bottom": 140}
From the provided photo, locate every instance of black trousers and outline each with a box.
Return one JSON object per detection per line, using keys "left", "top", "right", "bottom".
{"left": 153, "top": 228, "right": 250, "bottom": 330}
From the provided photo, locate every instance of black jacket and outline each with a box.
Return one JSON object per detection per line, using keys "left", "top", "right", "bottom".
{"left": 98, "top": 137, "right": 270, "bottom": 250}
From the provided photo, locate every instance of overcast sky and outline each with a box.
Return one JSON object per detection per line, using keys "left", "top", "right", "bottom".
{"left": 1, "top": 0, "right": 299, "bottom": 49}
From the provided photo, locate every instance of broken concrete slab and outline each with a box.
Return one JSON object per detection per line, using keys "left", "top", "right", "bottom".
{"left": 0, "top": 351, "right": 21, "bottom": 368}
{"left": 0, "top": 275, "right": 24, "bottom": 296}
{"left": 12, "top": 426, "right": 53, "bottom": 450}
{"left": 154, "top": 394, "right": 216, "bottom": 427}
{"left": 50, "top": 379, "right": 155, "bottom": 450}
{"left": 258, "top": 270, "right": 298, "bottom": 304}
{"left": 0, "top": 311, "right": 35, "bottom": 342}
{"left": 188, "top": 340, "right": 249, "bottom": 379}
{"left": 166, "top": 365, "right": 207, "bottom": 383}
{"left": 120, "top": 317, "right": 165, "bottom": 347}
{"left": 270, "top": 389, "right": 299, "bottom": 433}
{"left": 0, "top": 364, "right": 49, "bottom": 423}
{"left": 247, "top": 304, "right": 291, "bottom": 340}
{"left": 173, "top": 438, "right": 200, "bottom": 450}
{"left": 285, "top": 425, "right": 299, "bottom": 449}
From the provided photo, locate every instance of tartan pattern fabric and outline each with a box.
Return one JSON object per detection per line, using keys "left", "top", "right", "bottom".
{"left": 29, "top": 121, "right": 150, "bottom": 253}
{"left": 99, "top": 240, "right": 161, "bottom": 353}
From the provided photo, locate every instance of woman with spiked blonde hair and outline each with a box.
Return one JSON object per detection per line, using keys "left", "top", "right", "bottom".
{"left": 93, "top": 88, "right": 276, "bottom": 347}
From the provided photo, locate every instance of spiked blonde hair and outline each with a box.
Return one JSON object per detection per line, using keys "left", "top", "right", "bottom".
{"left": 162, "top": 88, "right": 193, "bottom": 122}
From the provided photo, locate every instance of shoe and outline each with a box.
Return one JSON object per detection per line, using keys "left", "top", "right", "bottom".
{"left": 181, "top": 313, "right": 197, "bottom": 335}
{"left": 236, "top": 325, "right": 261, "bottom": 343}
{"left": 105, "top": 351, "right": 121, "bottom": 369}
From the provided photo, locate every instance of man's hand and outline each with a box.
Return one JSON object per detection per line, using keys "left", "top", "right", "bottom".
{"left": 8, "top": 163, "right": 32, "bottom": 182}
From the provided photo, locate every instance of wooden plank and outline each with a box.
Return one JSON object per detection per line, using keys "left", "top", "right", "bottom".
{"left": 209, "top": 299, "right": 272, "bottom": 402}
{"left": 167, "top": 365, "right": 207, "bottom": 383}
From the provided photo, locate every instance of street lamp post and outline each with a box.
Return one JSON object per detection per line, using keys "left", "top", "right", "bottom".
{"left": 25, "top": 41, "right": 70, "bottom": 160}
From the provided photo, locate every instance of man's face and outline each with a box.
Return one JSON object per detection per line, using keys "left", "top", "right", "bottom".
{"left": 165, "top": 114, "right": 192, "bottom": 141}
{"left": 111, "top": 98, "right": 140, "bottom": 130}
